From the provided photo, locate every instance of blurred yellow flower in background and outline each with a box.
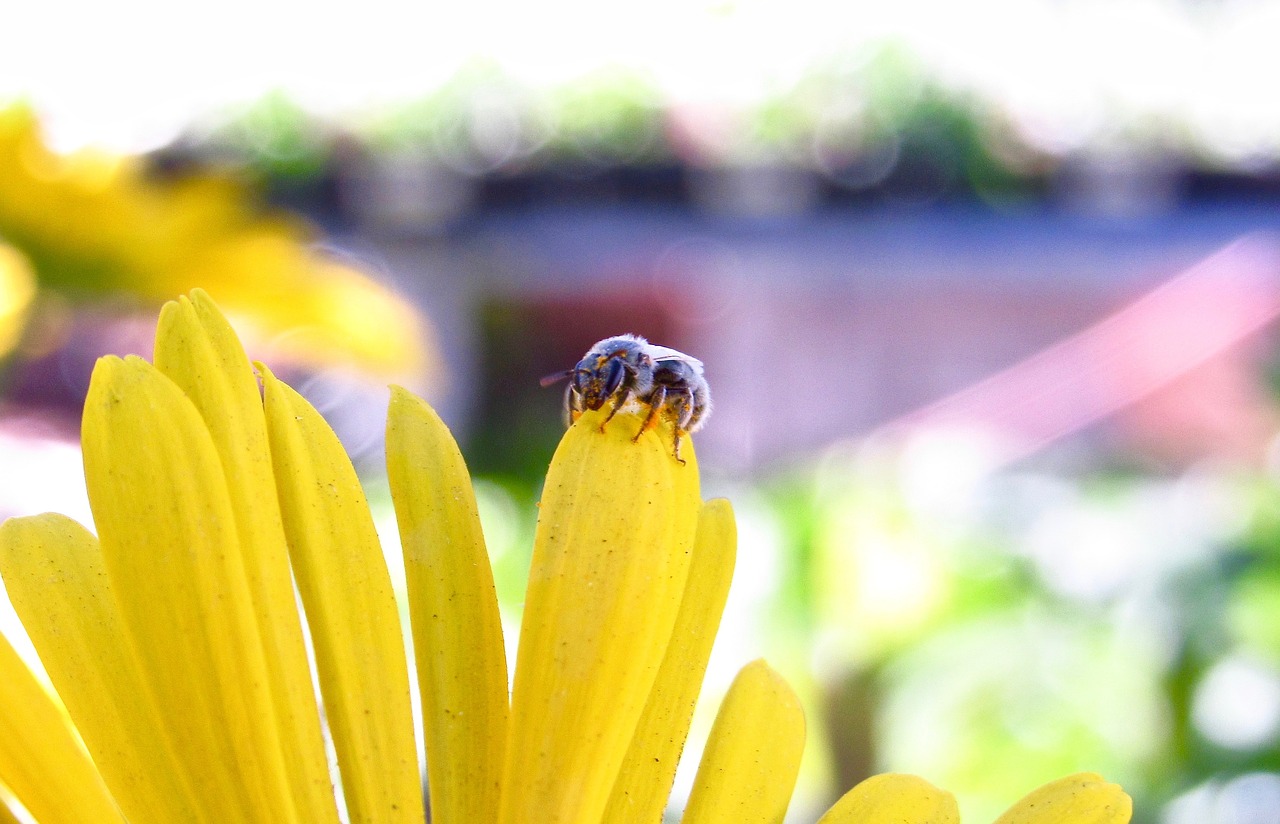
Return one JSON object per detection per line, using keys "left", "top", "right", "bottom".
{"left": 0, "top": 107, "right": 431, "bottom": 380}
{"left": 0, "top": 292, "right": 1131, "bottom": 823}
{"left": 0, "top": 244, "right": 36, "bottom": 360}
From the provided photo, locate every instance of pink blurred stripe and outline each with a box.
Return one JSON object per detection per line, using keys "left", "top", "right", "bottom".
{"left": 883, "top": 234, "right": 1280, "bottom": 461}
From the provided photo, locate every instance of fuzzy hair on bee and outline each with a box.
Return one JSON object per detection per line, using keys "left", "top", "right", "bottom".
{"left": 541, "top": 334, "right": 711, "bottom": 465}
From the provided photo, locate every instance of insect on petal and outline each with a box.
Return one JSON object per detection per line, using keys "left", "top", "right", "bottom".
{"left": 499, "top": 407, "right": 701, "bottom": 824}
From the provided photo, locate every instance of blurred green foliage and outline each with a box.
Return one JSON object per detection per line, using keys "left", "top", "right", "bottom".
{"left": 458, "top": 417, "right": 1280, "bottom": 822}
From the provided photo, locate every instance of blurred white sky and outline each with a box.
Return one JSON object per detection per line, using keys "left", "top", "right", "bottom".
{"left": 4, "top": 0, "right": 1280, "bottom": 162}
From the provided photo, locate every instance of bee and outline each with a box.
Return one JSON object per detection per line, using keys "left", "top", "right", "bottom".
{"left": 541, "top": 334, "right": 711, "bottom": 465}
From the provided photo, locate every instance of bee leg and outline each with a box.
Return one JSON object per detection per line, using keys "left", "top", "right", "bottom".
{"left": 669, "top": 388, "right": 695, "bottom": 465}
{"left": 674, "top": 387, "right": 695, "bottom": 430}
{"left": 599, "top": 360, "right": 641, "bottom": 432}
{"left": 633, "top": 385, "right": 666, "bottom": 444}
{"left": 599, "top": 388, "right": 632, "bottom": 432}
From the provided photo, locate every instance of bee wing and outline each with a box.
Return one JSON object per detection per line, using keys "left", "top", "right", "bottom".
{"left": 648, "top": 346, "right": 704, "bottom": 373}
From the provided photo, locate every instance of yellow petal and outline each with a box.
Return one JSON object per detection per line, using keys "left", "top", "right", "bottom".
{"left": 385, "top": 386, "right": 508, "bottom": 824}
{"left": 993, "top": 773, "right": 1132, "bottom": 824}
{"left": 680, "top": 659, "right": 806, "bottom": 824}
{"left": 499, "top": 407, "right": 701, "bottom": 824}
{"left": 82, "top": 355, "right": 302, "bottom": 821}
{"left": 153, "top": 290, "right": 338, "bottom": 823}
{"left": 0, "top": 514, "right": 200, "bottom": 824}
{"left": 815, "top": 774, "right": 959, "bottom": 824}
{"left": 604, "top": 498, "right": 738, "bottom": 824}
{"left": 0, "top": 631, "right": 124, "bottom": 823}
{"left": 262, "top": 366, "right": 425, "bottom": 824}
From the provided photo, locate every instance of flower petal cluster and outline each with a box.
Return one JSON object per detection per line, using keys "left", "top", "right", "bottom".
{"left": 0, "top": 291, "right": 1131, "bottom": 823}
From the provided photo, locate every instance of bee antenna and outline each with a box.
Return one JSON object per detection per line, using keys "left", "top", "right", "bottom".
{"left": 540, "top": 369, "right": 574, "bottom": 388}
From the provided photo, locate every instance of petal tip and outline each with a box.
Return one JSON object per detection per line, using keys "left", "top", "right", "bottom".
{"left": 87, "top": 354, "right": 140, "bottom": 394}
{"left": 995, "top": 772, "right": 1133, "bottom": 824}
{"left": 817, "top": 773, "right": 959, "bottom": 824}
{"left": 187, "top": 288, "right": 228, "bottom": 324}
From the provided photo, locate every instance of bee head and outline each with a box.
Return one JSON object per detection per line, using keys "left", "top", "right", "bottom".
{"left": 574, "top": 354, "right": 626, "bottom": 410}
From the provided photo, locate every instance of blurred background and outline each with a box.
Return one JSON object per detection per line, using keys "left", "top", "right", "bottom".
{"left": 6, "top": 1, "right": 1280, "bottom": 821}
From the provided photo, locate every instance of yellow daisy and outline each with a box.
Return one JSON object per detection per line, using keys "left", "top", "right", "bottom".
{"left": 0, "top": 290, "right": 1131, "bottom": 823}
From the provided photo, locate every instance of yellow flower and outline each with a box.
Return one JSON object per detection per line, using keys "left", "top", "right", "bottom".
{"left": 0, "top": 106, "right": 431, "bottom": 378}
{"left": 0, "top": 291, "right": 1131, "bottom": 823}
